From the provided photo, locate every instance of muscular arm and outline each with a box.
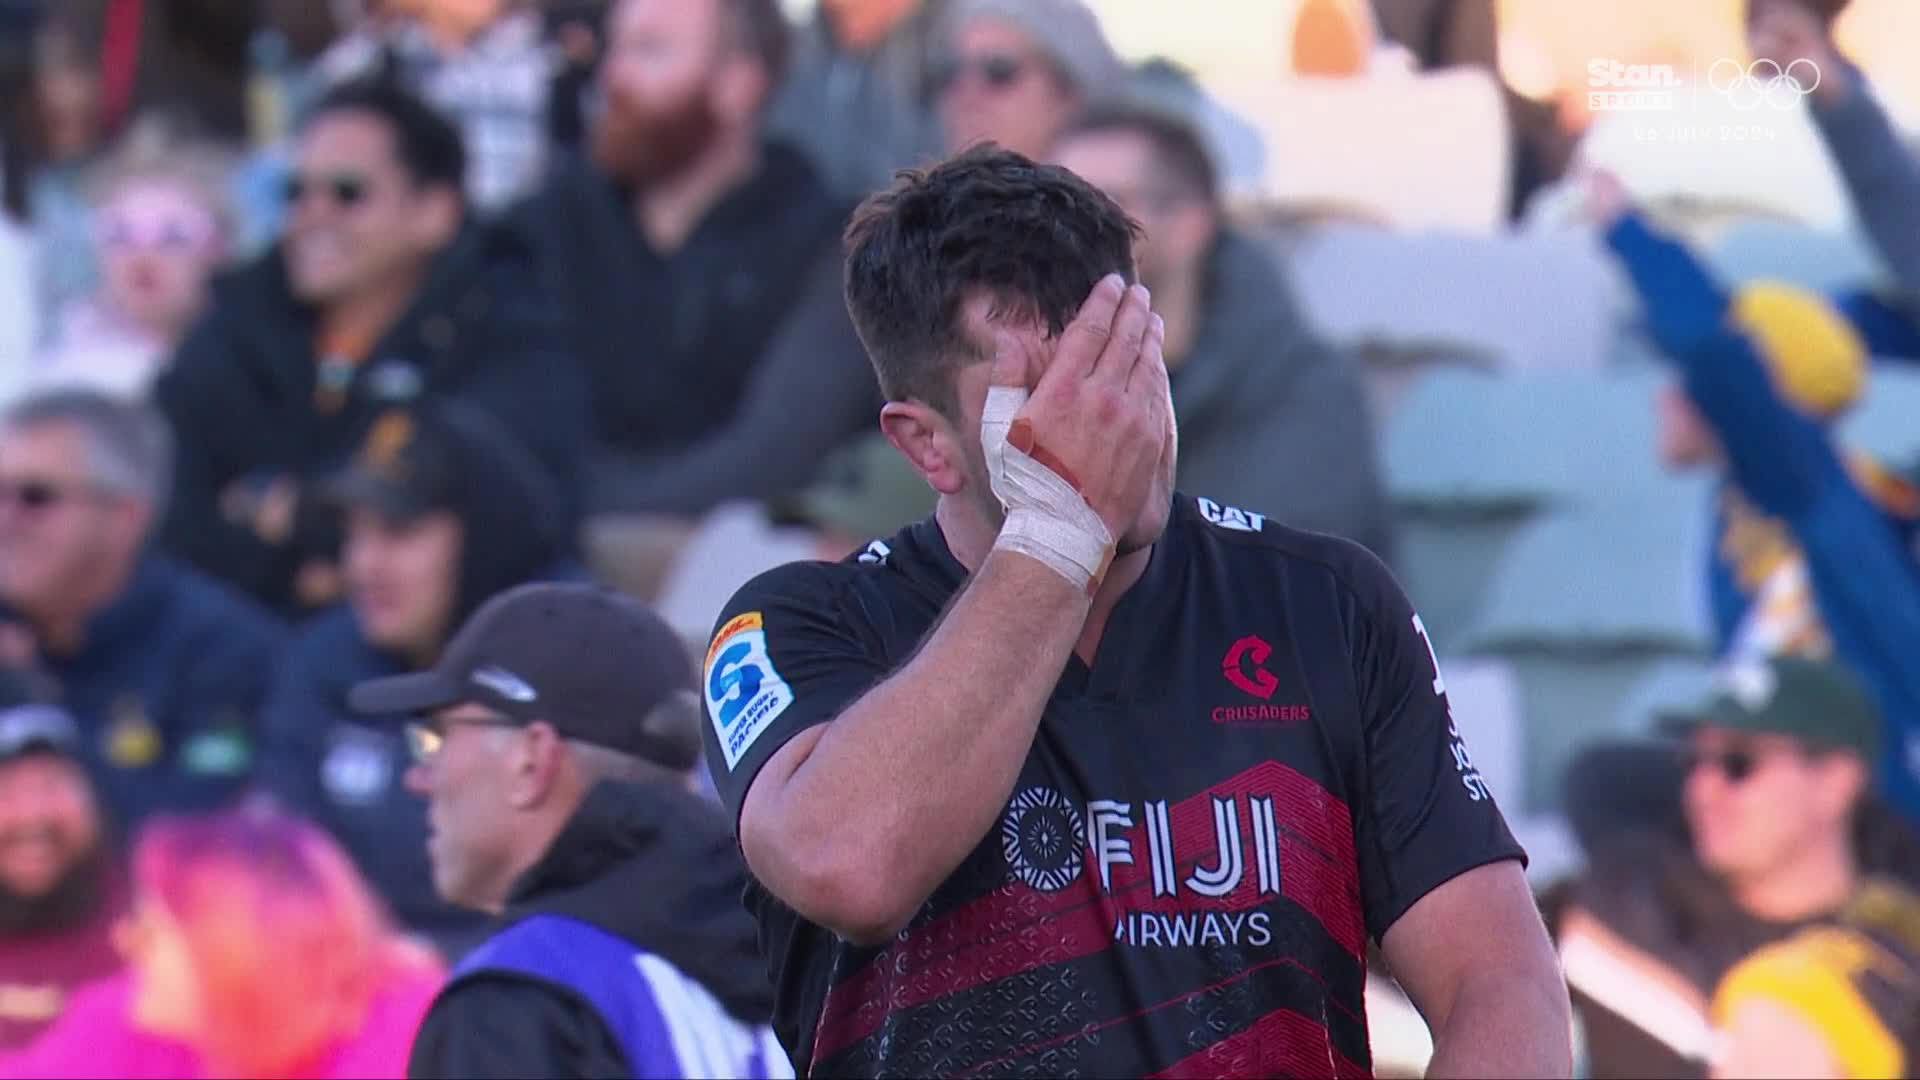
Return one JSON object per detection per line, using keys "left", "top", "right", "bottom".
{"left": 737, "top": 275, "right": 1164, "bottom": 946}
{"left": 739, "top": 550, "right": 1090, "bottom": 944}
{"left": 1382, "top": 862, "right": 1573, "bottom": 1079}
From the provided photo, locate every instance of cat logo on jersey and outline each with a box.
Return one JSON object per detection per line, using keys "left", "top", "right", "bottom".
{"left": 705, "top": 612, "right": 794, "bottom": 771}
{"left": 1197, "top": 497, "right": 1267, "bottom": 533}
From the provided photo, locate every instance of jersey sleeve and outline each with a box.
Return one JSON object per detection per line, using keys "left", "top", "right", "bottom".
{"left": 700, "top": 562, "right": 891, "bottom": 828}
{"left": 1344, "top": 548, "right": 1526, "bottom": 940}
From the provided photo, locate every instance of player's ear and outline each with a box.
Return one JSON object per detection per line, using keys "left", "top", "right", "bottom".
{"left": 880, "top": 401, "right": 967, "bottom": 497}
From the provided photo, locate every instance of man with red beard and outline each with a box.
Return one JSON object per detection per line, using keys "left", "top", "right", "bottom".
{"left": 513, "top": 0, "right": 878, "bottom": 595}
{"left": 0, "top": 678, "right": 126, "bottom": 1050}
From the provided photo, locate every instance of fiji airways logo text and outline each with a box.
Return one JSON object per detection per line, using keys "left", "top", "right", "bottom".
{"left": 997, "top": 765, "right": 1365, "bottom": 957}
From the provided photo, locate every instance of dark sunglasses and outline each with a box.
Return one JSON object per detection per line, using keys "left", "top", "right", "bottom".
{"left": 931, "top": 52, "right": 1029, "bottom": 95}
{"left": 1683, "top": 747, "right": 1761, "bottom": 783}
{"left": 0, "top": 478, "right": 87, "bottom": 512}
{"left": 283, "top": 173, "right": 371, "bottom": 209}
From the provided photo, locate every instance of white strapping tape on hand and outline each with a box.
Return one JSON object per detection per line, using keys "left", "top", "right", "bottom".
{"left": 981, "top": 386, "right": 1114, "bottom": 591}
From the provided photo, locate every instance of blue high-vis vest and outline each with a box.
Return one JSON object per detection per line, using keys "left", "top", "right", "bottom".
{"left": 450, "top": 914, "right": 793, "bottom": 1079}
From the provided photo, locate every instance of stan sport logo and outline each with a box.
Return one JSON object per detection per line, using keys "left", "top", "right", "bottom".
{"left": 1587, "top": 57, "right": 1820, "bottom": 113}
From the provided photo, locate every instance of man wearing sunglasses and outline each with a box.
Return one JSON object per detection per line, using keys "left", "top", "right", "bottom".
{"left": 1556, "top": 657, "right": 1910, "bottom": 1078}
{"left": 0, "top": 389, "right": 285, "bottom": 831}
{"left": 152, "top": 79, "right": 588, "bottom": 619}
{"left": 933, "top": 0, "right": 1124, "bottom": 161}
{"left": 347, "top": 583, "right": 785, "bottom": 1079}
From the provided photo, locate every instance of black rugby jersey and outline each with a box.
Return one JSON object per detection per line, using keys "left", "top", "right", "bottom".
{"left": 701, "top": 494, "right": 1525, "bottom": 1078}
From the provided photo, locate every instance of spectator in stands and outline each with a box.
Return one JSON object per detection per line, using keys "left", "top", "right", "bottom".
{"left": 1588, "top": 169, "right": 1920, "bottom": 823}
{"left": 314, "top": 0, "right": 555, "bottom": 214}
{"left": 1749, "top": 0, "right": 1920, "bottom": 300}
{"left": 23, "top": 20, "right": 109, "bottom": 332}
{"left": 1557, "top": 658, "right": 1905, "bottom": 1079}
{"left": 257, "top": 401, "right": 574, "bottom": 961}
{"left": 0, "top": 691, "right": 126, "bottom": 1051}
{"left": 3, "top": 805, "right": 444, "bottom": 1079}
{"left": 1050, "top": 104, "right": 1396, "bottom": 560}
{"left": 933, "top": 0, "right": 1123, "bottom": 160}
{"left": 767, "top": 0, "right": 947, "bottom": 203}
{"left": 154, "top": 80, "right": 587, "bottom": 618}
{"left": 28, "top": 124, "right": 233, "bottom": 400}
{"left": 1711, "top": 880, "right": 1920, "bottom": 1078}
{"left": 346, "top": 584, "right": 782, "bottom": 1078}
{"left": 513, "top": 0, "right": 872, "bottom": 595}
{"left": 0, "top": 390, "right": 284, "bottom": 830}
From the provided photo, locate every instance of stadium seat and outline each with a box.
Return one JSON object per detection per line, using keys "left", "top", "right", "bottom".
{"left": 1610, "top": 657, "right": 1718, "bottom": 733}
{"left": 1248, "top": 67, "right": 1510, "bottom": 231}
{"left": 1461, "top": 494, "right": 1714, "bottom": 656}
{"left": 1287, "top": 226, "right": 1620, "bottom": 373}
{"left": 1383, "top": 368, "right": 1681, "bottom": 510}
{"left": 1706, "top": 221, "right": 1884, "bottom": 294}
{"left": 1495, "top": 652, "right": 1708, "bottom": 812}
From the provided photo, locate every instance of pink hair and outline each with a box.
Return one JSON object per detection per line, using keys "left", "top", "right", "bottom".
{"left": 132, "top": 805, "right": 440, "bottom": 1078}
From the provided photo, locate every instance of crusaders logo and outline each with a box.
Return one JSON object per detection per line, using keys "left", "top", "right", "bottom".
{"left": 1222, "top": 635, "right": 1279, "bottom": 700}
{"left": 1001, "top": 787, "right": 1085, "bottom": 893}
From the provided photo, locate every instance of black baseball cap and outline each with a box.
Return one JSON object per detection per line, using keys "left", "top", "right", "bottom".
{"left": 347, "top": 583, "right": 701, "bottom": 769}
{"left": 325, "top": 407, "right": 465, "bottom": 523}
{"left": 1660, "top": 656, "right": 1881, "bottom": 759}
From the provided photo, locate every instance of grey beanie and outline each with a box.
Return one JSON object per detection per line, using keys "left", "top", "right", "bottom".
{"left": 943, "top": 0, "right": 1128, "bottom": 103}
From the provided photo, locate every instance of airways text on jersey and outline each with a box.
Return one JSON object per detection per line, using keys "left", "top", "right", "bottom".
{"left": 808, "top": 761, "right": 1371, "bottom": 1078}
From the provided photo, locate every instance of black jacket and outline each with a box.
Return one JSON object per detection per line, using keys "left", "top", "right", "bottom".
{"left": 152, "top": 223, "right": 589, "bottom": 615}
{"left": 408, "top": 781, "right": 775, "bottom": 1079}
{"left": 512, "top": 142, "right": 876, "bottom": 515}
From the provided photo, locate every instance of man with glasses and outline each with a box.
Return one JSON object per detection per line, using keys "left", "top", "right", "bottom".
{"left": 347, "top": 582, "right": 786, "bottom": 1079}
{"left": 933, "top": 0, "right": 1124, "bottom": 160}
{"left": 153, "top": 78, "right": 588, "bottom": 618}
{"left": 0, "top": 389, "right": 284, "bottom": 830}
{"left": 1556, "top": 657, "right": 1907, "bottom": 1078}
{"left": 1050, "top": 102, "right": 1396, "bottom": 563}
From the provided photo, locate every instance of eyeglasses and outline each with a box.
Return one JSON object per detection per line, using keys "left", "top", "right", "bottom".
{"left": 283, "top": 172, "right": 371, "bottom": 210}
{"left": 1683, "top": 747, "right": 1761, "bottom": 783}
{"left": 404, "top": 715, "right": 523, "bottom": 763}
{"left": 0, "top": 477, "right": 94, "bottom": 513}
{"left": 931, "top": 52, "right": 1031, "bottom": 95}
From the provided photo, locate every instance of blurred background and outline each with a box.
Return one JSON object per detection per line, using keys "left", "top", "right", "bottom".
{"left": 0, "top": 0, "right": 1916, "bottom": 1076}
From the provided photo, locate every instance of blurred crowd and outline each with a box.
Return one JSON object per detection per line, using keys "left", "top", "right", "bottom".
{"left": 0, "top": 0, "right": 1910, "bottom": 1076}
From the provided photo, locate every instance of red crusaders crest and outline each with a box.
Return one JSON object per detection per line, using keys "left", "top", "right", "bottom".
{"left": 1222, "top": 635, "right": 1279, "bottom": 699}
{"left": 1215, "top": 636, "right": 1312, "bottom": 725}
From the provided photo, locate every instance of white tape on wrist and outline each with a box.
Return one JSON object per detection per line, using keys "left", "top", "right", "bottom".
{"left": 981, "top": 386, "right": 1114, "bottom": 590}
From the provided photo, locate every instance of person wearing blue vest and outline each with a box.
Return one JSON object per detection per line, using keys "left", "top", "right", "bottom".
{"left": 348, "top": 582, "right": 789, "bottom": 1079}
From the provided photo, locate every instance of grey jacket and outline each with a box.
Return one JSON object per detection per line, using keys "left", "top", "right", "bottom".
{"left": 1812, "top": 65, "right": 1920, "bottom": 294}
{"left": 1172, "top": 230, "right": 1397, "bottom": 564}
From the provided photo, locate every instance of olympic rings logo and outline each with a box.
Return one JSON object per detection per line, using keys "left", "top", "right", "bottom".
{"left": 1706, "top": 58, "right": 1821, "bottom": 110}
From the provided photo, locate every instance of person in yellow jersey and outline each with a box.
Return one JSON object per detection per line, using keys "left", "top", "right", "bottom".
{"left": 1711, "top": 880, "right": 1920, "bottom": 1079}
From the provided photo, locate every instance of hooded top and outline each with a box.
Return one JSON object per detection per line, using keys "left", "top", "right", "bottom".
{"left": 406, "top": 781, "right": 777, "bottom": 1078}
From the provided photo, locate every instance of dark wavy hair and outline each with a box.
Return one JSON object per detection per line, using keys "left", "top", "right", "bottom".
{"left": 842, "top": 144, "right": 1140, "bottom": 417}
